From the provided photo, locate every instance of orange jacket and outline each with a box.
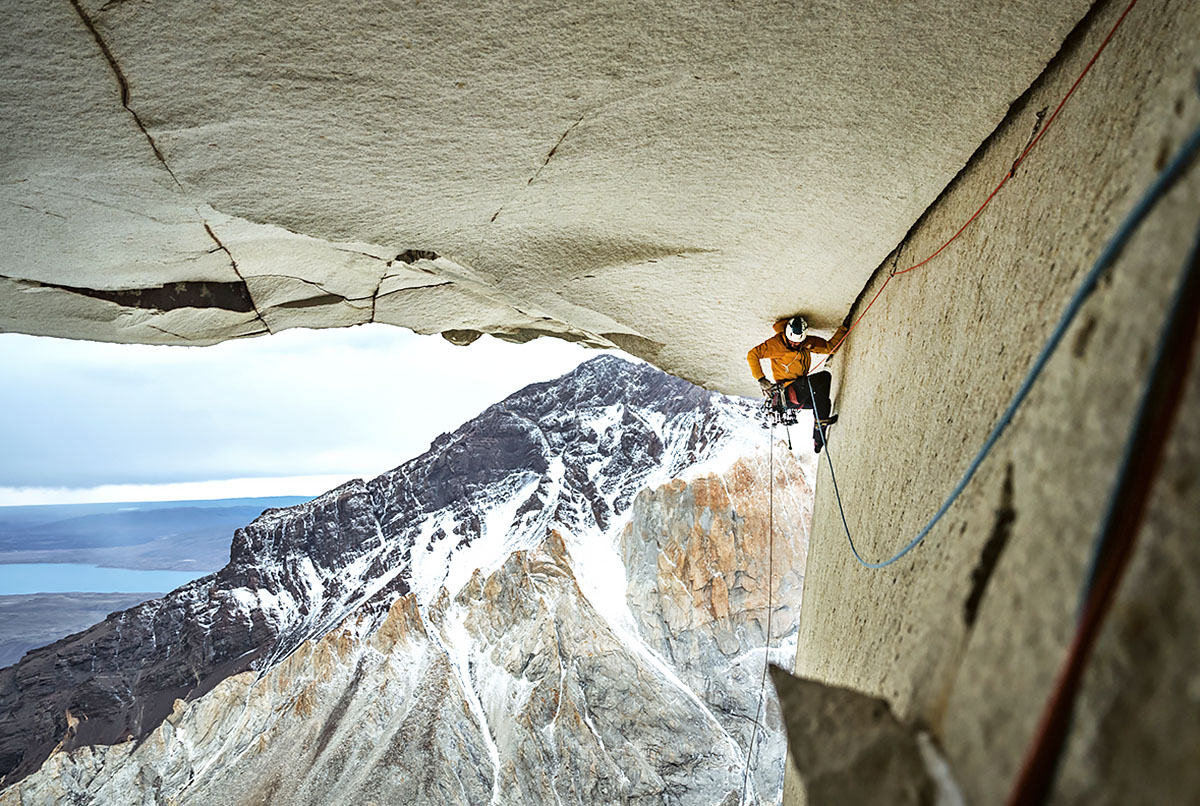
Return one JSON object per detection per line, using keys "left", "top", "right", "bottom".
{"left": 747, "top": 319, "right": 846, "bottom": 383}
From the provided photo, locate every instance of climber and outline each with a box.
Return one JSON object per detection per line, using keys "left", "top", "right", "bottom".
{"left": 747, "top": 314, "right": 846, "bottom": 453}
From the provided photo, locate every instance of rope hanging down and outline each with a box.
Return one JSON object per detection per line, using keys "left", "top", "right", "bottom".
{"left": 812, "top": 0, "right": 1141, "bottom": 375}
{"left": 741, "top": 422, "right": 778, "bottom": 804}
{"left": 820, "top": 118, "right": 1200, "bottom": 568}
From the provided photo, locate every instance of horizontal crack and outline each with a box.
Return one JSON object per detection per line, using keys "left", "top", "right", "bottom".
{"left": 273, "top": 293, "right": 346, "bottom": 310}
{"left": 332, "top": 247, "right": 388, "bottom": 262}
{"left": 145, "top": 323, "right": 195, "bottom": 341}
{"left": 374, "top": 280, "right": 454, "bottom": 303}
{"left": 248, "top": 272, "right": 359, "bottom": 299}
{"left": 8, "top": 202, "right": 67, "bottom": 221}
{"left": 7, "top": 275, "right": 256, "bottom": 313}
{"left": 393, "top": 249, "right": 440, "bottom": 264}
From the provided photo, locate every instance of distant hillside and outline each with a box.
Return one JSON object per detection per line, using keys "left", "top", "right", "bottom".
{"left": 0, "top": 593, "right": 160, "bottom": 668}
{"left": 0, "top": 497, "right": 310, "bottom": 571}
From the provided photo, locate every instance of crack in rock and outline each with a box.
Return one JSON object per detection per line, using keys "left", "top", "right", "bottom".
{"left": 145, "top": 323, "right": 196, "bottom": 341}
{"left": 5, "top": 274, "right": 255, "bottom": 313}
{"left": 527, "top": 113, "right": 585, "bottom": 187}
{"left": 369, "top": 270, "right": 385, "bottom": 322}
{"left": 490, "top": 113, "right": 586, "bottom": 223}
{"left": 331, "top": 246, "right": 388, "bottom": 262}
{"left": 9, "top": 202, "right": 67, "bottom": 221}
{"left": 393, "top": 249, "right": 440, "bottom": 264}
{"left": 963, "top": 462, "right": 1016, "bottom": 629}
{"left": 888, "top": 243, "right": 906, "bottom": 278}
{"left": 68, "top": 0, "right": 181, "bottom": 189}
{"left": 201, "top": 221, "right": 271, "bottom": 333}
{"left": 274, "top": 293, "right": 347, "bottom": 310}
{"left": 250, "top": 272, "right": 347, "bottom": 298}
{"left": 1009, "top": 105, "right": 1049, "bottom": 178}
{"left": 374, "top": 281, "right": 455, "bottom": 304}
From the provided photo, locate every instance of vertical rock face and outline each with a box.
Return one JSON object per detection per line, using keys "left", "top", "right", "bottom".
{"left": 622, "top": 454, "right": 812, "bottom": 799}
{"left": 0, "top": 356, "right": 811, "bottom": 804}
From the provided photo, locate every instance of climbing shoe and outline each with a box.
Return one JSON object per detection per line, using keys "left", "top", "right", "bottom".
{"left": 813, "top": 415, "right": 838, "bottom": 454}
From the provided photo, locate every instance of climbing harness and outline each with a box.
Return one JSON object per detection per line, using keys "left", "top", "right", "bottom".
{"left": 760, "top": 385, "right": 799, "bottom": 427}
{"left": 741, "top": 421, "right": 778, "bottom": 804}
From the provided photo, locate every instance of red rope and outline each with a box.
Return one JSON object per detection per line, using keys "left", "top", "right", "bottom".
{"left": 814, "top": 0, "right": 1140, "bottom": 373}
{"left": 1005, "top": 211, "right": 1200, "bottom": 805}
{"left": 812, "top": 274, "right": 892, "bottom": 372}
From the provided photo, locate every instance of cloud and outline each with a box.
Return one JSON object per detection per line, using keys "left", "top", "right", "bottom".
{"left": 0, "top": 475, "right": 358, "bottom": 507}
{"left": 0, "top": 325, "right": 611, "bottom": 491}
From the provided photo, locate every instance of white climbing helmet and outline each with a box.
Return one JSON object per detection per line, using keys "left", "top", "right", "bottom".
{"left": 785, "top": 315, "right": 808, "bottom": 343}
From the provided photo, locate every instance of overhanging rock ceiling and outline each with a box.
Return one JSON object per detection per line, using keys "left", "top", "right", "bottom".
{"left": 0, "top": 0, "right": 1093, "bottom": 393}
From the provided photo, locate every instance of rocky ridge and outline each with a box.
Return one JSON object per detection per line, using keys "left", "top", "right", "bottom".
{"left": 0, "top": 356, "right": 812, "bottom": 804}
{"left": 622, "top": 453, "right": 811, "bottom": 799}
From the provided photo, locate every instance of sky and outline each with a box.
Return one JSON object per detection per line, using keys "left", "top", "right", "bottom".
{"left": 0, "top": 325, "right": 616, "bottom": 506}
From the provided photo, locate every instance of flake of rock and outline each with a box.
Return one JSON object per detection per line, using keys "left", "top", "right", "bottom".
{"left": 770, "top": 666, "right": 935, "bottom": 806}
{"left": 0, "top": 0, "right": 1093, "bottom": 392}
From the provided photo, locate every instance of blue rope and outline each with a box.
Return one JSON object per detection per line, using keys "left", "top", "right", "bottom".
{"left": 817, "top": 119, "right": 1200, "bottom": 569}
{"left": 1078, "top": 205, "right": 1200, "bottom": 615}
{"left": 807, "top": 378, "right": 871, "bottom": 565}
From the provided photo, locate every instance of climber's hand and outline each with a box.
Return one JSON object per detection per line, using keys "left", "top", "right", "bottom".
{"left": 758, "top": 377, "right": 775, "bottom": 396}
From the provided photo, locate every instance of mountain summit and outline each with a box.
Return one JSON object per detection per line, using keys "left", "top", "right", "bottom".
{"left": 0, "top": 356, "right": 810, "bottom": 804}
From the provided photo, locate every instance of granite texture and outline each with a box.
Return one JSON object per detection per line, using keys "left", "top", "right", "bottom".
{"left": 0, "top": 0, "right": 1091, "bottom": 393}
{"left": 792, "top": 1, "right": 1200, "bottom": 803}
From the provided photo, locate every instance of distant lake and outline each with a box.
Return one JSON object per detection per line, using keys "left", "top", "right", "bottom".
{"left": 0, "top": 563, "right": 208, "bottom": 596}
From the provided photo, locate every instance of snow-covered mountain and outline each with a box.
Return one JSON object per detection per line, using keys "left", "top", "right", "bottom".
{"left": 0, "top": 355, "right": 812, "bottom": 805}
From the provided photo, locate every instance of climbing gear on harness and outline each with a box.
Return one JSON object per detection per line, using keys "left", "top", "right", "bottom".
{"left": 760, "top": 389, "right": 798, "bottom": 427}
{"left": 785, "top": 315, "right": 808, "bottom": 344}
{"left": 764, "top": 379, "right": 839, "bottom": 442}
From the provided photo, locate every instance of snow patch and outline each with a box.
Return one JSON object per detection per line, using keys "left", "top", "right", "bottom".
{"left": 437, "top": 604, "right": 502, "bottom": 806}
